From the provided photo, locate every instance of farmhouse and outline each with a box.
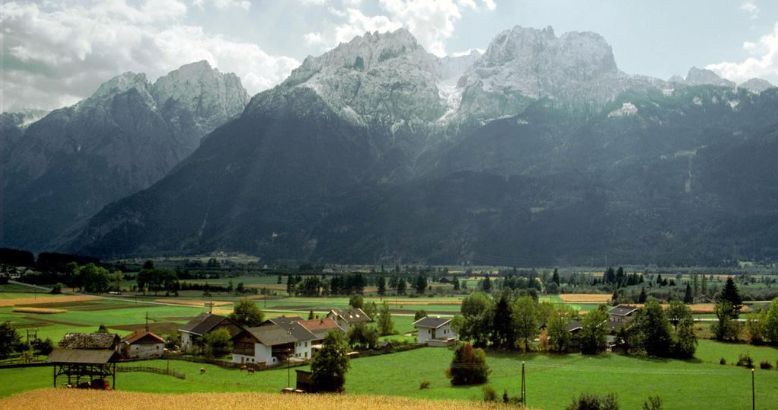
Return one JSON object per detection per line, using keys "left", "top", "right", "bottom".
{"left": 327, "top": 308, "right": 371, "bottom": 330}
{"left": 413, "top": 316, "right": 457, "bottom": 347}
{"left": 178, "top": 313, "right": 242, "bottom": 352}
{"left": 120, "top": 330, "right": 165, "bottom": 359}
{"left": 50, "top": 333, "right": 121, "bottom": 389}
{"left": 297, "top": 318, "right": 342, "bottom": 344}
{"left": 608, "top": 304, "right": 638, "bottom": 331}
{"left": 232, "top": 322, "right": 317, "bottom": 366}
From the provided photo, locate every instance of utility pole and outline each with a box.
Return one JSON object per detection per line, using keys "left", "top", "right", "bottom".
{"left": 520, "top": 361, "right": 526, "bottom": 406}
{"left": 751, "top": 368, "right": 755, "bottom": 410}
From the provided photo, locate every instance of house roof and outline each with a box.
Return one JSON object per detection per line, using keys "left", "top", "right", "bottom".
{"left": 122, "top": 330, "right": 165, "bottom": 345}
{"left": 246, "top": 323, "right": 316, "bottom": 346}
{"left": 609, "top": 305, "right": 639, "bottom": 317}
{"left": 259, "top": 316, "right": 305, "bottom": 327}
{"left": 179, "top": 313, "right": 230, "bottom": 336}
{"left": 298, "top": 318, "right": 341, "bottom": 339}
{"left": 329, "top": 308, "right": 371, "bottom": 325}
{"left": 59, "top": 333, "right": 119, "bottom": 350}
{"left": 48, "top": 348, "right": 119, "bottom": 364}
{"left": 413, "top": 317, "right": 452, "bottom": 329}
{"left": 567, "top": 320, "right": 583, "bottom": 332}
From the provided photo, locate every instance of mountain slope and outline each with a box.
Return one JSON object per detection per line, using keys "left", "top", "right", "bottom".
{"left": 1, "top": 61, "right": 248, "bottom": 251}
{"left": 68, "top": 27, "right": 778, "bottom": 265}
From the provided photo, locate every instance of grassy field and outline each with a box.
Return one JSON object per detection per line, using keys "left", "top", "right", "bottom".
{"left": 0, "top": 342, "right": 776, "bottom": 408}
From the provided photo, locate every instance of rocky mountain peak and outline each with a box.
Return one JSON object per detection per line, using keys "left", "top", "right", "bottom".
{"left": 270, "top": 28, "right": 445, "bottom": 129}
{"left": 152, "top": 60, "right": 249, "bottom": 134}
{"left": 91, "top": 72, "right": 151, "bottom": 100}
{"left": 739, "top": 78, "right": 775, "bottom": 94}
{"left": 453, "top": 25, "right": 630, "bottom": 122}
{"left": 685, "top": 67, "right": 735, "bottom": 87}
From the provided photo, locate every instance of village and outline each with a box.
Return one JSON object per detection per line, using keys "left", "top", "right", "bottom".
{"left": 41, "top": 300, "right": 648, "bottom": 392}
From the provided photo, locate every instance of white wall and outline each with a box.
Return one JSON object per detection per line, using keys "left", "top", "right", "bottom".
{"left": 294, "top": 340, "right": 312, "bottom": 359}
{"left": 128, "top": 343, "right": 164, "bottom": 359}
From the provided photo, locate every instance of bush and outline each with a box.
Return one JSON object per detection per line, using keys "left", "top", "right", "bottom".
{"left": 719, "top": 358, "right": 727, "bottom": 365}
{"left": 759, "top": 360, "right": 773, "bottom": 370}
{"left": 414, "top": 310, "right": 428, "bottom": 321}
{"left": 482, "top": 386, "right": 497, "bottom": 402}
{"left": 50, "top": 283, "right": 63, "bottom": 294}
{"left": 31, "top": 338, "right": 53, "bottom": 355}
{"left": 566, "top": 393, "right": 619, "bottom": 410}
{"left": 419, "top": 381, "right": 430, "bottom": 390}
{"left": 203, "top": 328, "right": 232, "bottom": 357}
{"left": 643, "top": 395, "right": 662, "bottom": 410}
{"left": 736, "top": 353, "right": 754, "bottom": 369}
{"left": 446, "top": 343, "right": 490, "bottom": 385}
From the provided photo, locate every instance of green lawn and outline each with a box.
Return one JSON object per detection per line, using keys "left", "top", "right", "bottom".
{"left": 1, "top": 342, "right": 777, "bottom": 409}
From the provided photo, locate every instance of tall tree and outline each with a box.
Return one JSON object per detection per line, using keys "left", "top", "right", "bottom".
{"left": 579, "top": 305, "right": 609, "bottom": 354}
{"left": 481, "top": 276, "right": 492, "bottom": 293}
{"left": 229, "top": 299, "right": 265, "bottom": 327}
{"left": 720, "top": 277, "right": 743, "bottom": 317}
{"left": 311, "top": 331, "right": 350, "bottom": 392}
{"left": 396, "top": 278, "right": 406, "bottom": 295}
{"left": 552, "top": 268, "right": 561, "bottom": 286}
{"left": 512, "top": 296, "right": 538, "bottom": 351}
{"left": 0, "top": 322, "right": 21, "bottom": 359}
{"left": 764, "top": 297, "right": 778, "bottom": 345}
{"left": 547, "top": 309, "right": 572, "bottom": 353}
{"left": 683, "top": 283, "right": 693, "bottom": 304}
{"left": 376, "top": 302, "right": 394, "bottom": 336}
{"left": 415, "top": 274, "right": 427, "bottom": 295}
{"left": 376, "top": 276, "right": 386, "bottom": 296}
{"left": 490, "top": 293, "right": 515, "bottom": 349}
{"left": 637, "top": 300, "right": 672, "bottom": 357}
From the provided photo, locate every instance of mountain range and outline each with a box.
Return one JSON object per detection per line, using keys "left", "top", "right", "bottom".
{"left": 1, "top": 61, "right": 248, "bottom": 251}
{"left": 4, "top": 26, "right": 778, "bottom": 266}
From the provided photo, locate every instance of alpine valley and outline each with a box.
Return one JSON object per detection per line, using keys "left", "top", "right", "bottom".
{"left": 6, "top": 26, "right": 778, "bottom": 266}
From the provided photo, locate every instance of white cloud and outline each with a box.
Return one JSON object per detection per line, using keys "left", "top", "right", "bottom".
{"left": 193, "top": 0, "right": 251, "bottom": 10}
{"left": 706, "top": 22, "right": 778, "bottom": 83}
{"left": 0, "top": 0, "right": 294, "bottom": 111}
{"left": 304, "top": 0, "right": 496, "bottom": 56}
{"left": 739, "top": 1, "right": 759, "bottom": 20}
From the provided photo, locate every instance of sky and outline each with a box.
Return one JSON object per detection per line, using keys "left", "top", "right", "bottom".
{"left": 2, "top": 0, "right": 778, "bottom": 112}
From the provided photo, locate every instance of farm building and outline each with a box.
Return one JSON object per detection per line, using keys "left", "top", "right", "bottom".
{"left": 327, "top": 308, "right": 371, "bottom": 330}
{"left": 232, "top": 322, "right": 317, "bottom": 366}
{"left": 50, "top": 333, "right": 121, "bottom": 389}
{"left": 120, "top": 330, "right": 165, "bottom": 359}
{"left": 59, "top": 332, "right": 120, "bottom": 351}
{"left": 413, "top": 317, "right": 457, "bottom": 346}
{"left": 608, "top": 304, "right": 638, "bottom": 331}
{"left": 178, "top": 313, "right": 242, "bottom": 352}
{"left": 258, "top": 316, "right": 304, "bottom": 327}
{"left": 297, "top": 318, "right": 343, "bottom": 344}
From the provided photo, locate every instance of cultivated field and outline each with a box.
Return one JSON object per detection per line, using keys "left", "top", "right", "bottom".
{"left": 0, "top": 390, "right": 519, "bottom": 410}
{"left": 558, "top": 293, "right": 612, "bottom": 303}
{"left": 1, "top": 342, "right": 776, "bottom": 408}
{"left": 0, "top": 295, "right": 98, "bottom": 307}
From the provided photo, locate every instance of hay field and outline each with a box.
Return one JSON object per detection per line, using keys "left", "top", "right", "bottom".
{"left": 0, "top": 295, "right": 97, "bottom": 307}
{"left": 558, "top": 294, "right": 612, "bottom": 303}
{"left": 154, "top": 299, "right": 232, "bottom": 307}
{"left": 12, "top": 307, "right": 66, "bottom": 314}
{"left": 0, "top": 389, "right": 516, "bottom": 410}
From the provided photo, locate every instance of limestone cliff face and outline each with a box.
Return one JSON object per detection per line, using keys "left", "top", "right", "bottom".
{"left": 1, "top": 62, "right": 248, "bottom": 250}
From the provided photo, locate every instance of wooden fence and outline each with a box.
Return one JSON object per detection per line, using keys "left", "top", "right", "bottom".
{"left": 117, "top": 365, "right": 186, "bottom": 380}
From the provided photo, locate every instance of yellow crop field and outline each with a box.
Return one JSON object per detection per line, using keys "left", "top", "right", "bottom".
{"left": 154, "top": 299, "right": 232, "bottom": 307}
{"left": 0, "top": 389, "right": 522, "bottom": 410}
{"left": 12, "top": 307, "right": 66, "bottom": 314}
{"left": 558, "top": 294, "right": 612, "bottom": 303}
{"left": 0, "top": 295, "right": 97, "bottom": 307}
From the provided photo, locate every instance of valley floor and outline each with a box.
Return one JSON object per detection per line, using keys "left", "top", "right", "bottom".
{"left": 0, "top": 341, "right": 776, "bottom": 409}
